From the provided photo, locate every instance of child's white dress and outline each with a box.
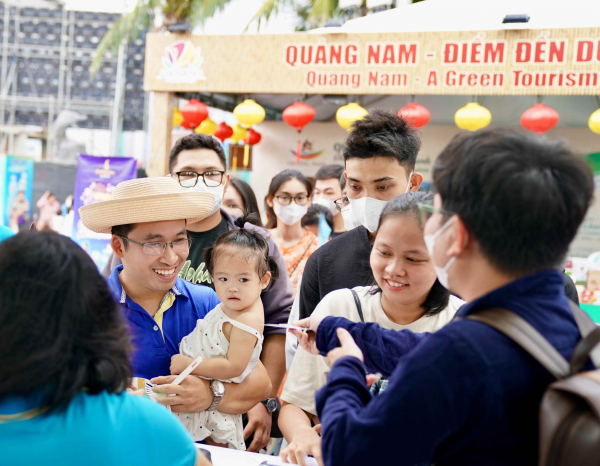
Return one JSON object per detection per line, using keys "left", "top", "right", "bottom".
{"left": 176, "top": 304, "right": 263, "bottom": 450}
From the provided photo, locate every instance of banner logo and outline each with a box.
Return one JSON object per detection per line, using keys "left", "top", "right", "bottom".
{"left": 158, "top": 40, "right": 206, "bottom": 84}
{"left": 290, "top": 140, "right": 324, "bottom": 160}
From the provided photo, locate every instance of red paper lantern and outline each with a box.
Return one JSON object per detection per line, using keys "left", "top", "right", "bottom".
{"left": 179, "top": 99, "right": 208, "bottom": 128}
{"left": 283, "top": 101, "right": 316, "bottom": 131}
{"left": 283, "top": 101, "right": 316, "bottom": 163}
{"left": 520, "top": 103, "right": 559, "bottom": 134}
{"left": 244, "top": 128, "right": 262, "bottom": 145}
{"left": 397, "top": 102, "right": 431, "bottom": 129}
{"left": 180, "top": 119, "right": 194, "bottom": 130}
{"left": 214, "top": 122, "right": 234, "bottom": 142}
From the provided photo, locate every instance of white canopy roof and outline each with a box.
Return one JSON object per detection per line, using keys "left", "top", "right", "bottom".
{"left": 337, "top": 0, "right": 600, "bottom": 33}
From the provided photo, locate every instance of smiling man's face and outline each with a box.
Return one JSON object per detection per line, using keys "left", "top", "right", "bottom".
{"left": 115, "top": 220, "right": 189, "bottom": 293}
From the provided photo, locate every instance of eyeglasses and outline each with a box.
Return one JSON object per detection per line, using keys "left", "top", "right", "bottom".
{"left": 171, "top": 171, "right": 225, "bottom": 188}
{"left": 416, "top": 202, "right": 456, "bottom": 228}
{"left": 117, "top": 235, "right": 193, "bottom": 256}
{"left": 275, "top": 195, "right": 309, "bottom": 206}
{"left": 334, "top": 196, "right": 350, "bottom": 212}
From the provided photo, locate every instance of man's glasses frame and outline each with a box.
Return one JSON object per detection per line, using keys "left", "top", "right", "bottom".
{"left": 116, "top": 235, "right": 193, "bottom": 256}
{"left": 334, "top": 196, "right": 350, "bottom": 212}
{"left": 416, "top": 202, "right": 456, "bottom": 228}
{"left": 171, "top": 170, "right": 225, "bottom": 188}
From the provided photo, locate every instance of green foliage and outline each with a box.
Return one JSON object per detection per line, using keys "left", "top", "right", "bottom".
{"left": 90, "top": 0, "right": 235, "bottom": 77}
{"left": 90, "top": 0, "right": 386, "bottom": 76}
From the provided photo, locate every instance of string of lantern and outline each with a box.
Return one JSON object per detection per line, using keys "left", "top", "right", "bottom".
{"left": 171, "top": 96, "right": 600, "bottom": 171}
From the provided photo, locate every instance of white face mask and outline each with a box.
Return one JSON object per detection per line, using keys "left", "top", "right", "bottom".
{"left": 182, "top": 180, "right": 224, "bottom": 216}
{"left": 342, "top": 173, "right": 414, "bottom": 233}
{"left": 312, "top": 197, "right": 338, "bottom": 217}
{"left": 423, "top": 217, "right": 456, "bottom": 289}
{"left": 274, "top": 202, "right": 308, "bottom": 226}
{"left": 342, "top": 197, "right": 389, "bottom": 232}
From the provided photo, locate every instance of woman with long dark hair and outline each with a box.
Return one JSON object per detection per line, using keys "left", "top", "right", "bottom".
{"left": 0, "top": 232, "right": 203, "bottom": 466}
{"left": 265, "top": 169, "right": 318, "bottom": 296}
{"left": 222, "top": 178, "right": 263, "bottom": 226}
{"left": 279, "top": 192, "right": 463, "bottom": 466}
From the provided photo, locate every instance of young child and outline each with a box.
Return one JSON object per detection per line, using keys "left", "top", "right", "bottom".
{"left": 170, "top": 215, "right": 279, "bottom": 450}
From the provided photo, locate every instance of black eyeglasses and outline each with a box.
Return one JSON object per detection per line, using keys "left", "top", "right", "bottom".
{"left": 171, "top": 171, "right": 225, "bottom": 188}
{"left": 275, "top": 195, "right": 309, "bottom": 206}
{"left": 117, "top": 235, "right": 193, "bottom": 256}
{"left": 334, "top": 196, "right": 350, "bottom": 212}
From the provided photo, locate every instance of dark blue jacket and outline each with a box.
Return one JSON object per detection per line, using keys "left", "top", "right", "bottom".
{"left": 315, "top": 270, "right": 585, "bottom": 466}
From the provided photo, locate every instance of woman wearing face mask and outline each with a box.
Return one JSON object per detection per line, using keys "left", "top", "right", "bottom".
{"left": 265, "top": 170, "right": 318, "bottom": 297}
{"left": 279, "top": 192, "right": 463, "bottom": 466}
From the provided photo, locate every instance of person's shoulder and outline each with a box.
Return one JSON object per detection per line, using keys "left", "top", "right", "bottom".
{"left": 234, "top": 308, "right": 264, "bottom": 334}
{"left": 70, "top": 391, "right": 185, "bottom": 434}
{"left": 313, "top": 288, "right": 360, "bottom": 319}
{"left": 447, "top": 295, "right": 466, "bottom": 313}
{"left": 175, "top": 278, "right": 217, "bottom": 299}
{"left": 435, "top": 295, "right": 466, "bottom": 324}
{"left": 319, "top": 227, "right": 367, "bottom": 252}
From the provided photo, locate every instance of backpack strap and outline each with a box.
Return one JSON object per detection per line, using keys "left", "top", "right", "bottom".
{"left": 568, "top": 301, "right": 600, "bottom": 367}
{"left": 570, "top": 327, "right": 600, "bottom": 375}
{"left": 351, "top": 289, "right": 365, "bottom": 323}
{"left": 465, "top": 308, "right": 570, "bottom": 379}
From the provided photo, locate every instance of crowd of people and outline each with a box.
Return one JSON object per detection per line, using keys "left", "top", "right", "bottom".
{"left": 0, "top": 108, "right": 596, "bottom": 466}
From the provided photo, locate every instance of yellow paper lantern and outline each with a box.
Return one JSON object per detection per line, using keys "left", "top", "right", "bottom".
{"left": 233, "top": 99, "right": 266, "bottom": 127}
{"left": 336, "top": 102, "right": 368, "bottom": 131}
{"left": 172, "top": 107, "right": 184, "bottom": 127}
{"left": 195, "top": 117, "right": 217, "bottom": 135}
{"left": 454, "top": 102, "right": 492, "bottom": 131}
{"left": 589, "top": 109, "right": 600, "bottom": 134}
{"left": 230, "top": 124, "right": 248, "bottom": 144}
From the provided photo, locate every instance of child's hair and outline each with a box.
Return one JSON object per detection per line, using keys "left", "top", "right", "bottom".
{"left": 302, "top": 204, "right": 334, "bottom": 232}
{"left": 204, "top": 214, "right": 279, "bottom": 290}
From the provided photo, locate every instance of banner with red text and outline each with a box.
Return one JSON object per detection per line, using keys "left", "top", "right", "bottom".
{"left": 144, "top": 28, "right": 600, "bottom": 95}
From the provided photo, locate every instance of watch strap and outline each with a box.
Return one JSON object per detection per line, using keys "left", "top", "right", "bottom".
{"left": 208, "top": 381, "right": 224, "bottom": 411}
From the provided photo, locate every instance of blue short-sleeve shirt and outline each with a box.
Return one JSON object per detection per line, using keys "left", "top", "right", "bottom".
{"left": 106, "top": 265, "right": 220, "bottom": 379}
{"left": 0, "top": 390, "right": 197, "bottom": 466}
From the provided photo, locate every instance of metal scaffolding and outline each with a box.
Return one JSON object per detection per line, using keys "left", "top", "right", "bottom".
{"left": 0, "top": 4, "right": 146, "bottom": 159}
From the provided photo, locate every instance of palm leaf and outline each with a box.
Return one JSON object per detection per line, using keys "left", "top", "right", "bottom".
{"left": 189, "top": 0, "right": 237, "bottom": 26}
{"left": 244, "top": 0, "right": 295, "bottom": 31}
{"left": 90, "top": 0, "right": 161, "bottom": 77}
{"left": 307, "top": 0, "right": 338, "bottom": 28}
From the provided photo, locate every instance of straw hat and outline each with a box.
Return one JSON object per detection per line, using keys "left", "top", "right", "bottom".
{"left": 79, "top": 177, "right": 215, "bottom": 234}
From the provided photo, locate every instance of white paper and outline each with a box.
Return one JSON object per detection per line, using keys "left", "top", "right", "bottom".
{"left": 196, "top": 444, "right": 318, "bottom": 466}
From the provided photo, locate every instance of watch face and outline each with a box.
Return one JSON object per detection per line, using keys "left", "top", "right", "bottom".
{"left": 211, "top": 380, "right": 225, "bottom": 396}
{"left": 266, "top": 398, "right": 277, "bottom": 412}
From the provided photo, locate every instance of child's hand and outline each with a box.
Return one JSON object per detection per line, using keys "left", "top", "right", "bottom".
{"left": 170, "top": 354, "right": 194, "bottom": 375}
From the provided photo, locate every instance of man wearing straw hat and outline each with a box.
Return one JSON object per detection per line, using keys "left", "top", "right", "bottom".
{"left": 79, "top": 177, "right": 272, "bottom": 423}
{"left": 101, "top": 134, "right": 293, "bottom": 452}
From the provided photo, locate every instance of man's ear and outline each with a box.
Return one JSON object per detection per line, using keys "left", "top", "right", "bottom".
{"left": 111, "top": 235, "right": 126, "bottom": 259}
{"left": 409, "top": 172, "right": 424, "bottom": 192}
{"left": 446, "top": 217, "right": 470, "bottom": 258}
{"left": 222, "top": 173, "right": 231, "bottom": 191}
{"left": 261, "top": 271, "right": 272, "bottom": 290}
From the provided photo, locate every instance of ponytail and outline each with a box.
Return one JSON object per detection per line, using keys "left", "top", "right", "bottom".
{"left": 206, "top": 212, "right": 280, "bottom": 290}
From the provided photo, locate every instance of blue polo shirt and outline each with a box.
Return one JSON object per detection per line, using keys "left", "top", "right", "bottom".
{"left": 314, "top": 270, "right": 586, "bottom": 466}
{"left": 107, "top": 265, "right": 220, "bottom": 379}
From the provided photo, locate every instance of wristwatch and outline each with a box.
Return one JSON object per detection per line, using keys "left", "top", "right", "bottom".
{"left": 208, "top": 380, "right": 225, "bottom": 411}
{"left": 260, "top": 398, "right": 277, "bottom": 413}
